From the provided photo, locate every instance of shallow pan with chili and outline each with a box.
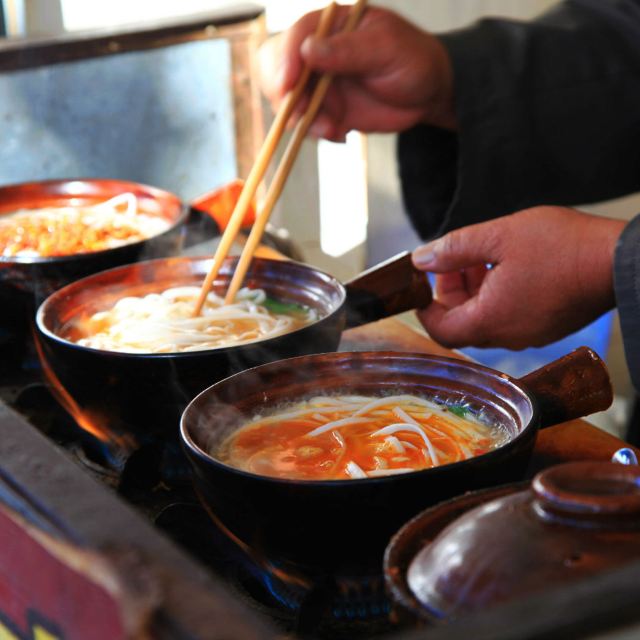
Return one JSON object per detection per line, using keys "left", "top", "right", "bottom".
{"left": 35, "top": 253, "right": 430, "bottom": 448}
{"left": 0, "top": 177, "right": 224, "bottom": 299}
{"left": 180, "top": 348, "right": 612, "bottom": 577}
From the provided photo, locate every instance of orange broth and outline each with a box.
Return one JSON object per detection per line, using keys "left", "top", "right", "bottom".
{"left": 218, "top": 394, "right": 507, "bottom": 480}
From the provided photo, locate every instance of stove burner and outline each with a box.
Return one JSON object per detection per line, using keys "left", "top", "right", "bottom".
{"left": 155, "top": 502, "right": 395, "bottom": 639}
{"left": 0, "top": 340, "right": 402, "bottom": 639}
{"left": 9, "top": 380, "right": 126, "bottom": 472}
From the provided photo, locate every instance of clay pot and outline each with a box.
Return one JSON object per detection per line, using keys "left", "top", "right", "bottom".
{"left": 36, "top": 253, "right": 430, "bottom": 446}
{"left": 181, "top": 347, "right": 612, "bottom": 578}
{"left": 385, "top": 459, "right": 640, "bottom": 622}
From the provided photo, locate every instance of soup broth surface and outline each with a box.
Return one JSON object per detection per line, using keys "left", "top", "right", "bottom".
{"left": 217, "top": 394, "right": 508, "bottom": 480}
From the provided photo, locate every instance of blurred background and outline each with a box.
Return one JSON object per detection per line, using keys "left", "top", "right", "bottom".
{"left": 0, "top": 0, "right": 636, "bottom": 437}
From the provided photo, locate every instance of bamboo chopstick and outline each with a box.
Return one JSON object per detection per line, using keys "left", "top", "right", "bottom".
{"left": 223, "top": 0, "right": 368, "bottom": 304}
{"left": 192, "top": 1, "right": 338, "bottom": 316}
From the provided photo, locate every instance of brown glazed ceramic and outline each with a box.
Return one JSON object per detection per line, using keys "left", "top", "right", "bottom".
{"left": 180, "top": 348, "right": 612, "bottom": 578}
{"left": 35, "top": 253, "right": 430, "bottom": 448}
{"left": 386, "top": 460, "right": 640, "bottom": 623}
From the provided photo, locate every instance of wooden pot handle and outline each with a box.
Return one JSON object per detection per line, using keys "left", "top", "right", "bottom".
{"left": 519, "top": 347, "right": 613, "bottom": 429}
{"left": 343, "top": 252, "right": 432, "bottom": 328}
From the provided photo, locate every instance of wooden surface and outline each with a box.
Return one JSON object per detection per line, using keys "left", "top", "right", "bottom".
{"left": 341, "top": 316, "right": 637, "bottom": 464}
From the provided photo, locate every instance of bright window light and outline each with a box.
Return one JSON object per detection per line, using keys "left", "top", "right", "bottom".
{"left": 62, "top": 0, "right": 230, "bottom": 30}
{"left": 318, "top": 132, "right": 368, "bottom": 258}
{"left": 3, "top": 0, "right": 26, "bottom": 35}
{"left": 61, "top": 0, "right": 356, "bottom": 32}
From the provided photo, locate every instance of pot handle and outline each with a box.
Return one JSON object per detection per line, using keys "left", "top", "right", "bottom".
{"left": 518, "top": 347, "right": 613, "bottom": 429}
{"left": 343, "top": 252, "right": 432, "bottom": 328}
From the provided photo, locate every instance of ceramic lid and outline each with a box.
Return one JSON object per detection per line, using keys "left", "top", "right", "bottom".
{"left": 406, "top": 461, "right": 640, "bottom": 619}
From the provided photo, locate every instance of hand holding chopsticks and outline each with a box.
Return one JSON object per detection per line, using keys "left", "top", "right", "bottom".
{"left": 193, "top": 0, "right": 368, "bottom": 315}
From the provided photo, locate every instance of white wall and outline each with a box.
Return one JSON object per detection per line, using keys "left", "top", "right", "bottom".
{"left": 56, "top": 0, "right": 344, "bottom": 33}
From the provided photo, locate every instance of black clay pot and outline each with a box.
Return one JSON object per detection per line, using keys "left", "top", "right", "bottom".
{"left": 36, "top": 252, "right": 430, "bottom": 449}
{"left": 180, "top": 348, "right": 612, "bottom": 578}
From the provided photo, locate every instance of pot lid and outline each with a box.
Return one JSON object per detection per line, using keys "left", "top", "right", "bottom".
{"left": 406, "top": 460, "right": 640, "bottom": 619}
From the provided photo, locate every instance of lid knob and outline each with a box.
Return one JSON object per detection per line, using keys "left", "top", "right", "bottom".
{"left": 533, "top": 461, "right": 640, "bottom": 526}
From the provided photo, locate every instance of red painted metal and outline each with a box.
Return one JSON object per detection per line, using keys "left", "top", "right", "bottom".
{"left": 0, "top": 505, "right": 127, "bottom": 640}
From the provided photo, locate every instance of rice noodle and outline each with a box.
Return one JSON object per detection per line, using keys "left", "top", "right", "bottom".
{"left": 258, "top": 405, "right": 347, "bottom": 423}
{"left": 385, "top": 435, "right": 406, "bottom": 454}
{"left": 373, "top": 456, "right": 388, "bottom": 469}
{"left": 332, "top": 431, "right": 346, "bottom": 448}
{"left": 352, "top": 395, "right": 429, "bottom": 416}
{"left": 373, "top": 423, "right": 436, "bottom": 450}
{"left": 345, "top": 461, "right": 367, "bottom": 479}
{"left": 307, "top": 417, "right": 369, "bottom": 438}
{"left": 393, "top": 407, "right": 440, "bottom": 465}
{"left": 367, "top": 468, "right": 413, "bottom": 477}
{"left": 73, "top": 286, "right": 316, "bottom": 353}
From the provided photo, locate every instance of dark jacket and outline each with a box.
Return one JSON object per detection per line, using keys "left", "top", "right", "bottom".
{"left": 396, "top": 0, "right": 640, "bottom": 389}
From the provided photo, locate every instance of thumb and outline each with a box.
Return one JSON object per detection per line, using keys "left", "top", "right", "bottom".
{"left": 417, "top": 298, "right": 490, "bottom": 349}
{"left": 412, "top": 224, "right": 501, "bottom": 273}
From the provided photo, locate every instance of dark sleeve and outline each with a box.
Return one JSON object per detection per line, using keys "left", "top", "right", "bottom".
{"left": 615, "top": 216, "right": 640, "bottom": 390}
{"left": 398, "top": 0, "right": 640, "bottom": 240}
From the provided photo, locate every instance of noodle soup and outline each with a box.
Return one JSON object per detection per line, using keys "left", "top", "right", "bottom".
{"left": 0, "top": 193, "right": 170, "bottom": 258}
{"left": 67, "top": 286, "right": 318, "bottom": 353}
{"left": 217, "top": 394, "right": 508, "bottom": 481}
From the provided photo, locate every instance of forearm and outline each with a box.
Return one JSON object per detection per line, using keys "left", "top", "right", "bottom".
{"left": 614, "top": 215, "right": 640, "bottom": 392}
{"left": 399, "top": 0, "right": 640, "bottom": 239}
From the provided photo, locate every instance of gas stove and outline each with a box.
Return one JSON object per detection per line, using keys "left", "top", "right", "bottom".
{"left": 2, "top": 314, "right": 640, "bottom": 640}
{"left": 0, "top": 322, "right": 403, "bottom": 639}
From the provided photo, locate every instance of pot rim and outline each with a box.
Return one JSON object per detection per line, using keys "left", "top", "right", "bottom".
{"left": 0, "top": 177, "right": 187, "bottom": 266}
{"left": 382, "top": 480, "right": 529, "bottom": 622}
{"left": 35, "top": 255, "right": 348, "bottom": 359}
{"left": 179, "top": 350, "right": 539, "bottom": 488}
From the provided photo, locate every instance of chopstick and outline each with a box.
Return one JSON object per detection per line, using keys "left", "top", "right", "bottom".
{"left": 192, "top": 1, "right": 339, "bottom": 317}
{"left": 223, "top": 0, "right": 368, "bottom": 304}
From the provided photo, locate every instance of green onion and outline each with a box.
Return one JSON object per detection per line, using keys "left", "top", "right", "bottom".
{"left": 448, "top": 404, "right": 468, "bottom": 418}
{"left": 263, "top": 297, "right": 308, "bottom": 317}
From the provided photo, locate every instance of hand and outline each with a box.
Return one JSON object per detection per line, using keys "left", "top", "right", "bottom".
{"left": 259, "top": 5, "right": 456, "bottom": 140}
{"left": 411, "top": 207, "right": 626, "bottom": 349}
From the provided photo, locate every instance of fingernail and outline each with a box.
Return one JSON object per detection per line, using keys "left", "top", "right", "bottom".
{"left": 413, "top": 244, "right": 437, "bottom": 268}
